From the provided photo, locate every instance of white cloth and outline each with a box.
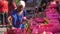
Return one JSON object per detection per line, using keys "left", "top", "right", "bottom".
{"left": 17, "top": 0, "right": 25, "bottom": 8}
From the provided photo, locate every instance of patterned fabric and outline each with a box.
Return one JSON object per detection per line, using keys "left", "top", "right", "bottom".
{"left": 11, "top": 9, "right": 26, "bottom": 28}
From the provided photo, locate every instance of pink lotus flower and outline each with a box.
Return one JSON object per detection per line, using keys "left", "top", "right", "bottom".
{"left": 48, "top": 19, "right": 59, "bottom": 24}
{"left": 49, "top": 1, "right": 57, "bottom": 8}
{"left": 34, "top": 18, "right": 44, "bottom": 23}
{"left": 5, "top": 28, "right": 18, "bottom": 34}
{"left": 32, "top": 27, "right": 39, "bottom": 34}
{"left": 21, "top": 28, "right": 27, "bottom": 34}
{"left": 38, "top": 23, "right": 60, "bottom": 33}
{"left": 59, "top": 14, "right": 60, "bottom": 19}
{"left": 40, "top": 31, "right": 53, "bottom": 34}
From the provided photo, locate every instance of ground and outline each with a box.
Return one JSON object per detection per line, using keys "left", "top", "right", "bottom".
{"left": 0, "top": 28, "right": 6, "bottom": 34}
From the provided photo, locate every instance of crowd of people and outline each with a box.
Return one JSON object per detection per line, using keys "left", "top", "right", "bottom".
{"left": 0, "top": 0, "right": 60, "bottom": 34}
{"left": 0, "top": 0, "right": 16, "bottom": 26}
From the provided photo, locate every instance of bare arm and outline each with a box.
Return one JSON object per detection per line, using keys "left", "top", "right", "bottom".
{"left": 8, "top": 16, "right": 12, "bottom": 23}
{"left": 7, "top": 16, "right": 12, "bottom": 29}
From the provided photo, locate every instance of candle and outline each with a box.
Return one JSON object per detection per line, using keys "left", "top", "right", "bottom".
{"left": 42, "top": 31, "right": 53, "bottom": 34}
{"left": 36, "top": 31, "right": 38, "bottom": 34}
{"left": 43, "top": 31, "right": 46, "bottom": 34}
{"left": 39, "top": 25, "right": 40, "bottom": 28}
{"left": 32, "top": 27, "right": 39, "bottom": 34}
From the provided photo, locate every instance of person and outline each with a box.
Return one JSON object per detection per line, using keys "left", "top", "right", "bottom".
{"left": 56, "top": 0, "right": 60, "bottom": 14}
{"left": 0, "top": 0, "right": 8, "bottom": 27}
{"left": 8, "top": 0, "right": 16, "bottom": 15}
{"left": 8, "top": 0, "right": 27, "bottom": 29}
{"left": 39, "top": 0, "right": 50, "bottom": 12}
{"left": 0, "top": 0, "right": 8, "bottom": 13}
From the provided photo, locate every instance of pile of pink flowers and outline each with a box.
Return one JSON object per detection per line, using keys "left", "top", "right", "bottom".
{"left": 4, "top": 1, "right": 60, "bottom": 34}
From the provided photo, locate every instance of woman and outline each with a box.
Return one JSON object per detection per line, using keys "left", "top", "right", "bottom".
{"left": 8, "top": 0, "right": 27, "bottom": 29}
{"left": 0, "top": 0, "right": 8, "bottom": 27}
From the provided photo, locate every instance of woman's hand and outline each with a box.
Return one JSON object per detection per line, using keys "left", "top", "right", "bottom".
{"left": 7, "top": 16, "right": 12, "bottom": 29}
{"left": 8, "top": 16, "right": 12, "bottom": 23}
{"left": 23, "top": 17, "right": 27, "bottom": 20}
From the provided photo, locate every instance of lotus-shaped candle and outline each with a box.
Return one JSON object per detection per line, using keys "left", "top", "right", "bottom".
{"left": 32, "top": 27, "right": 39, "bottom": 34}
{"left": 42, "top": 31, "right": 53, "bottom": 34}
{"left": 34, "top": 18, "right": 45, "bottom": 23}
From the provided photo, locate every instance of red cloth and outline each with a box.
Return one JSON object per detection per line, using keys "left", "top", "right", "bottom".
{"left": 0, "top": 0, "right": 8, "bottom": 13}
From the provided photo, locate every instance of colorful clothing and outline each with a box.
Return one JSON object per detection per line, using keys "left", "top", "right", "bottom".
{"left": 11, "top": 9, "right": 26, "bottom": 28}
{"left": 0, "top": 0, "right": 8, "bottom": 13}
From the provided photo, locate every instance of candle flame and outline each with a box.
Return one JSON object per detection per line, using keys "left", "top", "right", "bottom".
{"left": 36, "top": 31, "right": 38, "bottom": 34}
{"left": 43, "top": 31, "right": 46, "bottom": 34}
{"left": 39, "top": 25, "right": 40, "bottom": 28}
